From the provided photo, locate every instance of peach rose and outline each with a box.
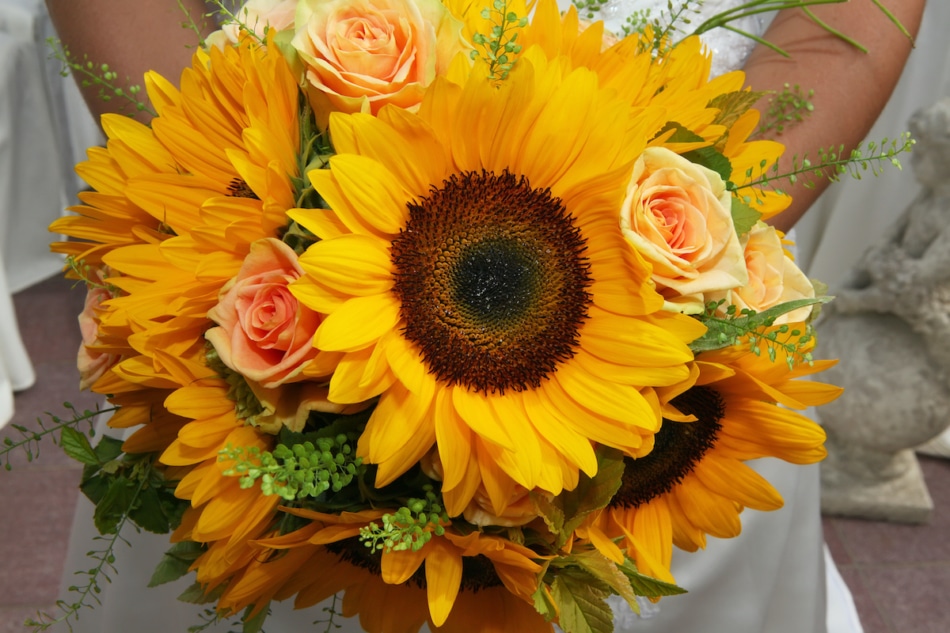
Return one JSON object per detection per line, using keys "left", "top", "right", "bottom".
{"left": 711, "top": 222, "right": 816, "bottom": 324}
{"left": 620, "top": 147, "right": 748, "bottom": 314}
{"left": 292, "top": 0, "right": 466, "bottom": 114}
{"left": 77, "top": 274, "right": 119, "bottom": 391}
{"left": 219, "top": 0, "right": 298, "bottom": 43}
{"left": 206, "top": 238, "right": 322, "bottom": 388}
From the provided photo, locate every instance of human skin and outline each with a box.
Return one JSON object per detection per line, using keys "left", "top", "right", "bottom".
{"left": 742, "top": 0, "right": 926, "bottom": 231}
{"left": 46, "top": 0, "right": 926, "bottom": 231}
{"left": 45, "top": 0, "right": 216, "bottom": 124}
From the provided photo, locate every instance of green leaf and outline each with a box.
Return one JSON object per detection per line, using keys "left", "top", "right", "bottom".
{"left": 691, "top": 296, "right": 832, "bottom": 353}
{"left": 682, "top": 145, "right": 733, "bottom": 182}
{"left": 129, "top": 485, "right": 171, "bottom": 534}
{"left": 93, "top": 476, "right": 138, "bottom": 535}
{"left": 93, "top": 435, "right": 125, "bottom": 464}
{"left": 557, "top": 450, "right": 624, "bottom": 541}
{"left": 60, "top": 426, "right": 100, "bottom": 466}
{"left": 730, "top": 197, "right": 762, "bottom": 236}
{"left": 80, "top": 472, "right": 111, "bottom": 506}
{"left": 571, "top": 549, "right": 641, "bottom": 615}
{"left": 653, "top": 121, "right": 733, "bottom": 182}
{"left": 177, "top": 581, "right": 225, "bottom": 605}
{"left": 552, "top": 570, "right": 613, "bottom": 633}
{"left": 652, "top": 121, "right": 704, "bottom": 145}
{"left": 532, "top": 491, "right": 565, "bottom": 538}
{"left": 149, "top": 541, "right": 205, "bottom": 588}
{"left": 708, "top": 90, "right": 769, "bottom": 130}
{"left": 531, "top": 575, "right": 559, "bottom": 622}
{"left": 618, "top": 558, "right": 687, "bottom": 598}
{"left": 242, "top": 604, "right": 270, "bottom": 633}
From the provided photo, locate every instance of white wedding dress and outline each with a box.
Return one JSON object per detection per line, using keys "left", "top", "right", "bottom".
{"left": 56, "top": 2, "right": 862, "bottom": 632}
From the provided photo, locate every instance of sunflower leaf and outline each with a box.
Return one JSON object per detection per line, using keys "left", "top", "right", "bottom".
{"left": 558, "top": 450, "right": 624, "bottom": 541}
{"left": 242, "top": 603, "right": 270, "bottom": 633}
{"left": 617, "top": 558, "right": 687, "bottom": 598}
{"left": 532, "top": 491, "right": 565, "bottom": 538}
{"left": 92, "top": 475, "right": 137, "bottom": 535}
{"left": 708, "top": 90, "right": 769, "bottom": 131}
{"left": 531, "top": 573, "right": 559, "bottom": 622}
{"left": 178, "top": 581, "right": 226, "bottom": 605}
{"left": 551, "top": 569, "right": 613, "bottom": 633}
{"left": 571, "top": 549, "right": 641, "bottom": 614}
{"left": 681, "top": 145, "right": 732, "bottom": 183}
{"left": 129, "top": 484, "right": 171, "bottom": 534}
{"left": 730, "top": 197, "right": 762, "bottom": 236}
{"left": 149, "top": 541, "right": 204, "bottom": 588}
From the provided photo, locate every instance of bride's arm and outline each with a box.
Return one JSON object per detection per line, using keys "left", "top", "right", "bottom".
{"left": 743, "top": 0, "right": 926, "bottom": 232}
{"left": 45, "top": 0, "right": 216, "bottom": 124}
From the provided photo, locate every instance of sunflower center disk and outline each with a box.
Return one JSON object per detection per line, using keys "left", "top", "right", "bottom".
{"left": 612, "top": 386, "right": 725, "bottom": 509}
{"left": 391, "top": 170, "right": 592, "bottom": 394}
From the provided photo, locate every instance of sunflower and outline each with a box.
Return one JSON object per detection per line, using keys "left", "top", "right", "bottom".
{"left": 216, "top": 508, "right": 550, "bottom": 633}
{"left": 289, "top": 48, "right": 708, "bottom": 516}
{"left": 585, "top": 328, "right": 841, "bottom": 585}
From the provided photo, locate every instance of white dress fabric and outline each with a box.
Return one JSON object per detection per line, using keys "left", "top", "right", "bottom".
{"left": 57, "top": 1, "right": 861, "bottom": 631}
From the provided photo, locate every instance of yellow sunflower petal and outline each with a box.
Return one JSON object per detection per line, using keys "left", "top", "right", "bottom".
{"left": 315, "top": 294, "right": 401, "bottom": 353}
{"left": 425, "top": 539, "right": 463, "bottom": 627}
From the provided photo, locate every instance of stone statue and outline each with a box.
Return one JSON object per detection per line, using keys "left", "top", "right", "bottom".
{"left": 816, "top": 98, "right": 950, "bottom": 523}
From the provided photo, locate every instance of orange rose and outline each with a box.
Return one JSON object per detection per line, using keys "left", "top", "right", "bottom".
{"left": 206, "top": 238, "right": 322, "bottom": 388}
{"left": 292, "top": 0, "right": 466, "bottom": 114}
{"left": 77, "top": 272, "right": 119, "bottom": 391}
{"left": 711, "top": 222, "right": 816, "bottom": 324}
{"left": 620, "top": 147, "right": 748, "bottom": 314}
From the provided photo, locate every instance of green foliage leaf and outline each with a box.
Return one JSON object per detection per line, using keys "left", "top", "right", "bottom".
{"left": 93, "top": 476, "right": 138, "bottom": 535}
{"left": 691, "top": 296, "right": 831, "bottom": 354}
{"left": 532, "top": 491, "right": 565, "bottom": 538}
{"left": 571, "top": 550, "right": 641, "bottom": 614}
{"left": 653, "top": 121, "right": 733, "bottom": 182}
{"left": 59, "top": 426, "right": 100, "bottom": 466}
{"left": 559, "top": 450, "right": 624, "bottom": 532}
{"left": 129, "top": 485, "right": 171, "bottom": 534}
{"left": 653, "top": 121, "right": 705, "bottom": 145}
{"left": 79, "top": 472, "right": 112, "bottom": 506}
{"left": 531, "top": 573, "right": 559, "bottom": 622}
{"left": 708, "top": 90, "right": 768, "bottom": 130}
{"left": 242, "top": 604, "right": 270, "bottom": 633}
{"left": 552, "top": 569, "right": 613, "bottom": 633}
{"left": 682, "top": 145, "right": 733, "bottom": 183}
{"left": 178, "top": 581, "right": 225, "bottom": 605}
{"left": 149, "top": 541, "right": 205, "bottom": 588}
{"left": 93, "top": 435, "right": 125, "bottom": 464}
{"left": 730, "top": 197, "right": 762, "bottom": 236}
{"left": 617, "top": 558, "right": 687, "bottom": 598}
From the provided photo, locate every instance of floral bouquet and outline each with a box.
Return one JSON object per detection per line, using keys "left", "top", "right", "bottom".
{"left": 32, "top": 0, "right": 905, "bottom": 631}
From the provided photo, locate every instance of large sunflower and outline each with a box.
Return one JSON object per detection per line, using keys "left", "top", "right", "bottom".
{"left": 290, "top": 49, "right": 708, "bottom": 517}
{"left": 584, "top": 329, "right": 841, "bottom": 585}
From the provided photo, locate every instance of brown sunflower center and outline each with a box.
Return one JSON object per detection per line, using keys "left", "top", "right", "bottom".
{"left": 325, "top": 537, "right": 503, "bottom": 592}
{"left": 610, "top": 386, "right": 725, "bottom": 509}
{"left": 390, "top": 170, "right": 592, "bottom": 394}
